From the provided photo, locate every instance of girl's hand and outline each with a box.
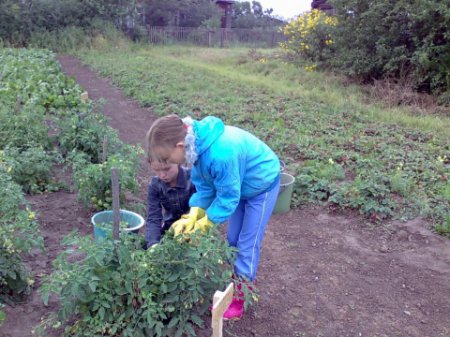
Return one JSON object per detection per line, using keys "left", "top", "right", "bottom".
{"left": 170, "top": 207, "right": 205, "bottom": 236}
{"left": 193, "top": 215, "right": 213, "bottom": 233}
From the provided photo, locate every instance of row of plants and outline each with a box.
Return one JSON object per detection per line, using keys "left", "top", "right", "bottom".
{"left": 2, "top": 47, "right": 249, "bottom": 336}
{"left": 1, "top": 47, "right": 142, "bottom": 207}
{"left": 0, "top": 168, "right": 44, "bottom": 320}
{"left": 79, "top": 46, "right": 449, "bottom": 235}
{"left": 0, "top": 47, "right": 142, "bottom": 323}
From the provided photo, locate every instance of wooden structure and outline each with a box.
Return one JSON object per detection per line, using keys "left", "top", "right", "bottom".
{"left": 215, "top": 0, "right": 234, "bottom": 28}
{"left": 211, "top": 283, "right": 234, "bottom": 337}
{"left": 311, "top": 0, "right": 334, "bottom": 14}
{"left": 146, "top": 26, "right": 284, "bottom": 48}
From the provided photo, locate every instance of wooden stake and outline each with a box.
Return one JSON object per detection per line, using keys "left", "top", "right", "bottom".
{"left": 102, "top": 135, "right": 108, "bottom": 163}
{"left": 211, "top": 283, "right": 234, "bottom": 337}
{"left": 80, "top": 91, "right": 89, "bottom": 101}
{"left": 111, "top": 168, "right": 120, "bottom": 241}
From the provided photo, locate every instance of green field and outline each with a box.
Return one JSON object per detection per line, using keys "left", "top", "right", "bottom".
{"left": 78, "top": 45, "right": 450, "bottom": 234}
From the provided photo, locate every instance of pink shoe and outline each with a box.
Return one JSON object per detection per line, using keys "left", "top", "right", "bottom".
{"left": 223, "top": 297, "right": 244, "bottom": 321}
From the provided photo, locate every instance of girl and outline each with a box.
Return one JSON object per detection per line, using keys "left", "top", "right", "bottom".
{"left": 145, "top": 161, "right": 195, "bottom": 248}
{"left": 145, "top": 114, "right": 280, "bottom": 320}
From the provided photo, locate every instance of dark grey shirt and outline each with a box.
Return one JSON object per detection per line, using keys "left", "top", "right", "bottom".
{"left": 146, "top": 167, "right": 195, "bottom": 246}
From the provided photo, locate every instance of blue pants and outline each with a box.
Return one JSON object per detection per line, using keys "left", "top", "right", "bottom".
{"left": 227, "top": 181, "right": 280, "bottom": 281}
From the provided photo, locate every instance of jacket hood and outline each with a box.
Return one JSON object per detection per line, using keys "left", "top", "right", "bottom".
{"left": 193, "top": 116, "right": 225, "bottom": 156}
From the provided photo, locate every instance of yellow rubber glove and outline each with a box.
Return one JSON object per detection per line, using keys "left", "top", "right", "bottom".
{"left": 171, "top": 207, "right": 205, "bottom": 236}
{"left": 192, "top": 214, "right": 214, "bottom": 234}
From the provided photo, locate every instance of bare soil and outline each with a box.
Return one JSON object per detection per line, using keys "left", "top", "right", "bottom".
{"left": 1, "top": 55, "right": 449, "bottom": 337}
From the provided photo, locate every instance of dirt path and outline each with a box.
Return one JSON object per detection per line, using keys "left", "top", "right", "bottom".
{"left": 1, "top": 56, "right": 449, "bottom": 337}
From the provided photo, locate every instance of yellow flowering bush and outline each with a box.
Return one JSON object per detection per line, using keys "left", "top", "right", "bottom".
{"left": 281, "top": 9, "right": 337, "bottom": 64}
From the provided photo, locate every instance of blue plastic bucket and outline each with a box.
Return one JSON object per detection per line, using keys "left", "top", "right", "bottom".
{"left": 91, "top": 210, "right": 145, "bottom": 240}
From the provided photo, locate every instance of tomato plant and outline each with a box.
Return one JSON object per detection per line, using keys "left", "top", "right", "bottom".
{"left": 72, "top": 146, "right": 142, "bottom": 210}
{"left": 38, "top": 228, "right": 239, "bottom": 337}
{"left": 0, "top": 170, "right": 44, "bottom": 302}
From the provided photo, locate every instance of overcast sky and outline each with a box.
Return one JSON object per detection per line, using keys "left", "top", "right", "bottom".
{"left": 253, "top": 0, "right": 312, "bottom": 20}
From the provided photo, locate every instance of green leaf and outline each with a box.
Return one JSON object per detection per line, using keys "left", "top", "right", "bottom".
{"left": 167, "top": 273, "right": 179, "bottom": 282}
{"left": 6, "top": 270, "right": 17, "bottom": 280}
{"left": 190, "top": 313, "right": 204, "bottom": 327}
{"left": 166, "top": 282, "right": 178, "bottom": 292}
{"left": 115, "top": 287, "right": 128, "bottom": 295}
{"left": 88, "top": 281, "right": 97, "bottom": 292}
{"left": 167, "top": 316, "right": 179, "bottom": 328}
{"left": 125, "top": 280, "right": 133, "bottom": 294}
{"left": 146, "top": 310, "right": 155, "bottom": 328}
{"left": 185, "top": 322, "right": 196, "bottom": 336}
{"left": 155, "top": 321, "right": 163, "bottom": 336}
{"left": 174, "top": 327, "right": 184, "bottom": 337}
{"left": 98, "top": 306, "right": 106, "bottom": 321}
{"left": 161, "top": 294, "right": 179, "bottom": 304}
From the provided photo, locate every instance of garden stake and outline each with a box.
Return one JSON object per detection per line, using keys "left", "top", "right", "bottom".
{"left": 102, "top": 135, "right": 108, "bottom": 163}
{"left": 211, "top": 282, "right": 234, "bottom": 337}
{"left": 111, "top": 167, "right": 120, "bottom": 241}
{"left": 80, "top": 91, "right": 89, "bottom": 101}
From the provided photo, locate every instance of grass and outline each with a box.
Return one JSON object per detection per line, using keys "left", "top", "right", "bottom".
{"left": 77, "top": 44, "right": 450, "bottom": 233}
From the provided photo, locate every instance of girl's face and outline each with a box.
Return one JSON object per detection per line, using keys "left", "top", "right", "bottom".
{"left": 153, "top": 142, "right": 185, "bottom": 165}
{"left": 150, "top": 162, "right": 179, "bottom": 186}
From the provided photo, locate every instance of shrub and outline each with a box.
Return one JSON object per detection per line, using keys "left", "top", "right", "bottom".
{"left": 281, "top": 1, "right": 450, "bottom": 95}
{"left": 57, "top": 112, "right": 122, "bottom": 164}
{"left": 0, "top": 0, "right": 133, "bottom": 47}
{"left": 0, "top": 169, "right": 44, "bottom": 302}
{"left": 2, "top": 146, "right": 60, "bottom": 194}
{"left": 38, "top": 228, "right": 238, "bottom": 337}
{"left": 0, "top": 105, "right": 50, "bottom": 151}
{"left": 0, "top": 48, "right": 83, "bottom": 112}
{"left": 329, "top": 173, "right": 397, "bottom": 221}
{"left": 281, "top": 9, "right": 337, "bottom": 65}
{"left": 72, "top": 147, "right": 142, "bottom": 210}
{"left": 435, "top": 216, "right": 450, "bottom": 237}
{"left": 292, "top": 159, "right": 345, "bottom": 203}
{"left": 329, "top": 0, "right": 450, "bottom": 94}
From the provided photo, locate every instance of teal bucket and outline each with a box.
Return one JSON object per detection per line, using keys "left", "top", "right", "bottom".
{"left": 274, "top": 173, "right": 295, "bottom": 214}
{"left": 91, "top": 210, "right": 145, "bottom": 240}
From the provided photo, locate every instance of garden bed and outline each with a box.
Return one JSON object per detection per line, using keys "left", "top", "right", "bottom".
{"left": 1, "top": 50, "right": 449, "bottom": 337}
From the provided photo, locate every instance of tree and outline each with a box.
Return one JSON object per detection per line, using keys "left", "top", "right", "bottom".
{"left": 328, "top": 0, "right": 450, "bottom": 95}
{"left": 231, "top": 0, "right": 282, "bottom": 29}
{"left": 0, "top": 0, "right": 134, "bottom": 46}
{"left": 143, "top": 0, "right": 221, "bottom": 27}
{"left": 251, "top": 1, "right": 263, "bottom": 17}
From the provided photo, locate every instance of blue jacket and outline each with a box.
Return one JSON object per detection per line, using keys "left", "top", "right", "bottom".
{"left": 189, "top": 116, "right": 280, "bottom": 224}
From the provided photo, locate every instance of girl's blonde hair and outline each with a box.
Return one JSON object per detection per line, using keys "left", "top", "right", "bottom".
{"left": 145, "top": 114, "right": 187, "bottom": 162}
